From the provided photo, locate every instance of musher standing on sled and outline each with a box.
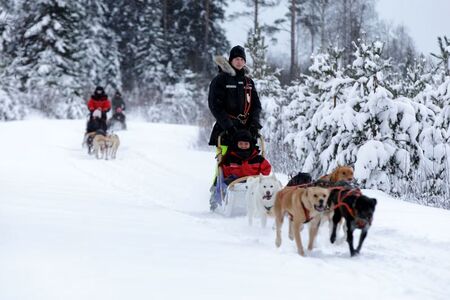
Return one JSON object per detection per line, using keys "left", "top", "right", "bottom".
{"left": 86, "top": 86, "right": 111, "bottom": 132}
{"left": 109, "top": 90, "right": 127, "bottom": 129}
{"left": 208, "top": 45, "right": 263, "bottom": 211}
{"left": 112, "top": 90, "right": 126, "bottom": 112}
{"left": 208, "top": 45, "right": 262, "bottom": 146}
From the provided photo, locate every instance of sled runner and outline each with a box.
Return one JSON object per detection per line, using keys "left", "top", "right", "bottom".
{"left": 211, "top": 133, "right": 266, "bottom": 217}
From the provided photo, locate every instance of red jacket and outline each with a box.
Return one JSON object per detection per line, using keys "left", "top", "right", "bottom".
{"left": 88, "top": 96, "right": 111, "bottom": 112}
{"left": 221, "top": 149, "right": 271, "bottom": 178}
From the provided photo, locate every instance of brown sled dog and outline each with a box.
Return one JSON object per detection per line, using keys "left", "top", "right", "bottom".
{"left": 319, "top": 166, "right": 354, "bottom": 182}
{"left": 274, "top": 186, "right": 330, "bottom": 256}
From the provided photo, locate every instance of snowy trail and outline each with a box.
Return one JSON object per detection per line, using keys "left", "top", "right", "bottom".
{"left": 1, "top": 120, "right": 450, "bottom": 300}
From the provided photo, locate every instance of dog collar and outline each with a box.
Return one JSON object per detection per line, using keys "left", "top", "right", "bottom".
{"left": 301, "top": 202, "right": 312, "bottom": 223}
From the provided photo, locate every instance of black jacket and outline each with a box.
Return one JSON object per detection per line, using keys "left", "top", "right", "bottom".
{"left": 112, "top": 95, "right": 126, "bottom": 111}
{"left": 208, "top": 57, "right": 262, "bottom": 146}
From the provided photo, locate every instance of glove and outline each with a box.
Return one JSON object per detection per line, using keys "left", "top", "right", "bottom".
{"left": 92, "top": 109, "right": 102, "bottom": 119}
{"left": 248, "top": 123, "right": 260, "bottom": 137}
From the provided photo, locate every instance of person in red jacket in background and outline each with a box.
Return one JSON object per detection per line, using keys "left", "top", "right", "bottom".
{"left": 220, "top": 130, "right": 271, "bottom": 184}
{"left": 86, "top": 86, "right": 111, "bottom": 132}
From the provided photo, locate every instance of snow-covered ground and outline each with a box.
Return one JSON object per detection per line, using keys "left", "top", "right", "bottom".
{"left": 1, "top": 119, "right": 450, "bottom": 300}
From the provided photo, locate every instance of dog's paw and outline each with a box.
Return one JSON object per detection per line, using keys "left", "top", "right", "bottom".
{"left": 330, "top": 235, "right": 336, "bottom": 244}
{"left": 275, "top": 237, "right": 281, "bottom": 248}
{"left": 298, "top": 249, "right": 305, "bottom": 256}
{"left": 352, "top": 249, "right": 360, "bottom": 256}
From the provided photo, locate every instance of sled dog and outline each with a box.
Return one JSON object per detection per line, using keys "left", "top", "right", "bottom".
{"left": 320, "top": 166, "right": 354, "bottom": 182}
{"left": 106, "top": 133, "right": 120, "bottom": 159}
{"left": 274, "top": 186, "right": 329, "bottom": 256}
{"left": 245, "top": 174, "right": 282, "bottom": 227}
{"left": 82, "top": 132, "right": 97, "bottom": 154}
{"left": 327, "top": 187, "right": 377, "bottom": 256}
{"left": 92, "top": 134, "right": 109, "bottom": 159}
{"left": 286, "top": 172, "right": 312, "bottom": 186}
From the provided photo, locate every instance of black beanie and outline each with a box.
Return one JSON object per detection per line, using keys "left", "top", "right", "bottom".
{"left": 229, "top": 45, "right": 246, "bottom": 63}
{"left": 95, "top": 86, "right": 105, "bottom": 94}
{"left": 233, "top": 129, "right": 253, "bottom": 145}
{"left": 92, "top": 86, "right": 107, "bottom": 99}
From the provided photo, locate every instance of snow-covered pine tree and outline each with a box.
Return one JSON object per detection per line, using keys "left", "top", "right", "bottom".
{"left": 0, "top": 6, "right": 27, "bottom": 120}
{"left": 176, "top": 0, "right": 229, "bottom": 77}
{"left": 147, "top": 70, "right": 205, "bottom": 124}
{"left": 132, "top": 0, "right": 166, "bottom": 105}
{"left": 431, "top": 36, "right": 450, "bottom": 78}
{"left": 245, "top": 25, "right": 287, "bottom": 171}
{"left": 106, "top": 0, "right": 140, "bottom": 92}
{"left": 416, "top": 46, "right": 450, "bottom": 207}
{"left": 295, "top": 40, "right": 425, "bottom": 193}
{"left": 10, "top": 0, "right": 85, "bottom": 118}
{"left": 396, "top": 55, "right": 430, "bottom": 99}
{"left": 131, "top": 1, "right": 203, "bottom": 122}
{"left": 347, "top": 41, "right": 426, "bottom": 192}
{"left": 283, "top": 45, "right": 350, "bottom": 174}
{"left": 78, "top": 0, "right": 121, "bottom": 95}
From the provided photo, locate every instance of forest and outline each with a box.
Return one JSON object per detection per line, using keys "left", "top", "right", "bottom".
{"left": 1, "top": 0, "right": 450, "bottom": 208}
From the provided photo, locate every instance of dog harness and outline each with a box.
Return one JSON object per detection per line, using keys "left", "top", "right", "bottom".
{"left": 286, "top": 202, "right": 312, "bottom": 223}
{"left": 228, "top": 77, "right": 252, "bottom": 124}
{"left": 330, "top": 187, "right": 362, "bottom": 218}
{"left": 301, "top": 202, "right": 312, "bottom": 223}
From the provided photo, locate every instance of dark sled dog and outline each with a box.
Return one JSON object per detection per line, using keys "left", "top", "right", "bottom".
{"left": 83, "top": 132, "right": 96, "bottom": 154}
{"left": 287, "top": 172, "right": 312, "bottom": 186}
{"left": 327, "top": 185, "right": 377, "bottom": 256}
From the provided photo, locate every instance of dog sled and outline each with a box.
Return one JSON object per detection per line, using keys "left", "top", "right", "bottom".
{"left": 107, "top": 109, "right": 127, "bottom": 131}
{"left": 210, "top": 133, "right": 265, "bottom": 217}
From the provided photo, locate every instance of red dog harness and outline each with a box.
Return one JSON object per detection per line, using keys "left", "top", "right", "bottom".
{"left": 228, "top": 77, "right": 252, "bottom": 124}
{"left": 329, "top": 187, "right": 362, "bottom": 218}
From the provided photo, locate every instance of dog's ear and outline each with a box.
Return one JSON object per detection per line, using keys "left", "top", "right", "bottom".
{"left": 330, "top": 171, "right": 338, "bottom": 182}
{"left": 371, "top": 198, "right": 377, "bottom": 206}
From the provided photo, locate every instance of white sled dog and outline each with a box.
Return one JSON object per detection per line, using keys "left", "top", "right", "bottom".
{"left": 245, "top": 174, "right": 283, "bottom": 227}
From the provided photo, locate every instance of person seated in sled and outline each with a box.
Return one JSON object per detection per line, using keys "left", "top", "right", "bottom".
{"left": 87, "top": 86, "right": 111, "bottom": 132}
{"left": 86, "top": 109, "right": 104, "bottom": 133}
{"left": 84, "top": 109, "right": 106, "bottom": 153}
{"left": 220, "top": 130, "right": 271, "bottom": 185}
{"left": 111, "top": 106, "right": 126, "bottom": 123}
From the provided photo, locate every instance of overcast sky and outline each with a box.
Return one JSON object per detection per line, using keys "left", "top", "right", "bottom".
{"left": 377, "top": 0, "right": 450, "bottom": 55}
{"left": 224, "top": 0, "right": 450, "bottom": 56}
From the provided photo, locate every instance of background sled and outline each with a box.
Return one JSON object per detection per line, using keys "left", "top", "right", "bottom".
{"left": 107, "top": 114, "right": 127, "bottom": 131}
